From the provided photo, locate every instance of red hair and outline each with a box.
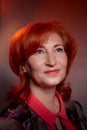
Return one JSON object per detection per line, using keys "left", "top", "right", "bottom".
{"left": 8, "top": 21, "right": 77, "bottom": 100}
{"left": 9, "top": 21, "right": 77, "bottom": 76}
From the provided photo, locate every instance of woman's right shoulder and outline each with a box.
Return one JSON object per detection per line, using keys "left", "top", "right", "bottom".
{"left": 0, "top": 100, "right": 31, "bottom": 130}
{"left": 0, "top": 99, "right": 24, "bottom": 116}
{"left": 0, "top": 101, "right": 24, "bottom": 130}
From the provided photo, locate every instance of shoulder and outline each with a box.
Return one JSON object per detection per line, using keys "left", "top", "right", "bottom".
{"left": 0, "top": 118, "right": 22, "bottom": 130}
{"left": 64, "top": 100, "right": 87, "bottom": 129}
{"left": 64, "top": 100, "right": 86, "bottom": 118}
{"left": 0, "top": 100, "right": 25, "bottom": 117}
{"left": 0, "top": 100, "right": 31, "bottom": 130}
{"left": 0, "top": 102, "right": 23, "bottom": 130}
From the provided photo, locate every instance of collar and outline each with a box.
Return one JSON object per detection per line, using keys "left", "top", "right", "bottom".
{"left": 25, "top": 91, "right": 71, "bottom": 127}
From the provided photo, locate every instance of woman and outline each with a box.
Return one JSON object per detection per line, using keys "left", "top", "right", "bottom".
{"left": 0, "top": 21, "right": 85, "bottom": 130}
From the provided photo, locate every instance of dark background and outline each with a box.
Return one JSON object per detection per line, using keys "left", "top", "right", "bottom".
{"left": 0, "top": 0, "right": 87, "bottom": 116}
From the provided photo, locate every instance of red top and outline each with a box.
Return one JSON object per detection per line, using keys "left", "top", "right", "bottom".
{"left": 26, "top": 91, "right": 76, "bottom": 130}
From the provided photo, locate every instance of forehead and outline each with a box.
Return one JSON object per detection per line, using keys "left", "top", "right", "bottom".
{"left": 41, "top": 32, "right": 64, "bottom": 46}
{"left": 25, "top": 32, "right": 64, "bottom": 60}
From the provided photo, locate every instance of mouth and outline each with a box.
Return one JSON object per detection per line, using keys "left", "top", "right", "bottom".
{"left": 44, "top": 69, "right": 59, "bottom": 74}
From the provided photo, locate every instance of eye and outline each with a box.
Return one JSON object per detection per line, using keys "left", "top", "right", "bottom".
{"left": 56, "top": 47, "right": 64, "bottom": 52}
{"left": 35, "top": 49, "right": 44, "bottom": 54}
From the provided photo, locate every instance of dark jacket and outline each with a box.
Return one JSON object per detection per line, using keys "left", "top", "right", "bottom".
{"left": 0, "top": 100, "right": 87, "bottom": 130}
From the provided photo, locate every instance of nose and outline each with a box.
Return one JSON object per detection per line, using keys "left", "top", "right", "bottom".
{"left": 45, "top": 53, "right": 57, "bottom": 67}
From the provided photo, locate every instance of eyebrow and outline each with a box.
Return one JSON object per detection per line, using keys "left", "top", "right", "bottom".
{"left": 39, "top": 44, "right": 64, "bottom": 48}
{"left": 54, "top": 44, "right": 64, "bottom": 48}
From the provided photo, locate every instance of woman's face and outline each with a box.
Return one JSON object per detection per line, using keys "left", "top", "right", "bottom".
{"left": 28, "top": 33, "right": 67, "bottom": 88}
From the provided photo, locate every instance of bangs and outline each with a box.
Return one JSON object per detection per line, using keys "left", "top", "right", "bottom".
{"left": 24, "top": 23, "right": 57, "bottom": 59}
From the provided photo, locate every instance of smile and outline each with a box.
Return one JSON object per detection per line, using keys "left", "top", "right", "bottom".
{"left": 45, "top": 69, "right": 59, "bottom": 74}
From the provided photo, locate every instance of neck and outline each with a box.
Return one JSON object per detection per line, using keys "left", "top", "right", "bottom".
{"left": 29, "top": 82, "right": 60, "bottom": 113}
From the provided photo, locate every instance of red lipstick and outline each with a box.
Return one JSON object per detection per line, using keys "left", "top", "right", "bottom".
{"left": 45, "top": 69, "right": 59, "bottom": 74}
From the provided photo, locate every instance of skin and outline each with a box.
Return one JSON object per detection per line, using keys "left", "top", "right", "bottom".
{"left": 26, "top": 33, "right": 68, "bottom": 113}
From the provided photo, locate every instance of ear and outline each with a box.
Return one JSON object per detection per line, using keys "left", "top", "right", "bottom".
{"left": 22, "top": 66, "right": 27, "bottom": 74}
{"left": 19, "top": 65, "right": 28, "bottom": 88}
{"left": 19, "top": 65, "right": 29, "bottom": 80}
{"left": 24, "top": 61, "right": 31, "bottom": 73}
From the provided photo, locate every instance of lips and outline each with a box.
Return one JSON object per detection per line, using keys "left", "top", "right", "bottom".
{"left": 45, "top": 69, "right": 59, "bottom": 74}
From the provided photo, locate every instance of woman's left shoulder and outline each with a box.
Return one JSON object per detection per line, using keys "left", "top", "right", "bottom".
{"left": 64, "top": 100, "right": 87, "bottom": 130}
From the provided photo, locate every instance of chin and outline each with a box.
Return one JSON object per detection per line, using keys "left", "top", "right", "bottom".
{"left": 44, "top": 79, "right": 61, "bottom": 87}
{"left": 44, "top": 78, "right": 63, "bottom": 86}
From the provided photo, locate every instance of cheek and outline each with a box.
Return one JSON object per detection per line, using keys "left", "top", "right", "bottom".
{"left": 63, "top": 57, "right": 68, "bottom": 68}
{"left": 65, "top": 56, "right": 68, "bottom": 68}
{"left": 59, "top": 55, "right": 68, "bottom": 68}
{"left": 28, "top": 57, "right": 44, "bottom": 72}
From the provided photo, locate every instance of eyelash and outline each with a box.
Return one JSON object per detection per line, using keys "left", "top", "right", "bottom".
{"left": 36, "top": 49, "right": 44, "bottom": 54}
{"left": 35, "top": 47, "right": 64, "bottom": 54}
{"left": 56, "top": 47, "right": 64, "bottom": 52}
